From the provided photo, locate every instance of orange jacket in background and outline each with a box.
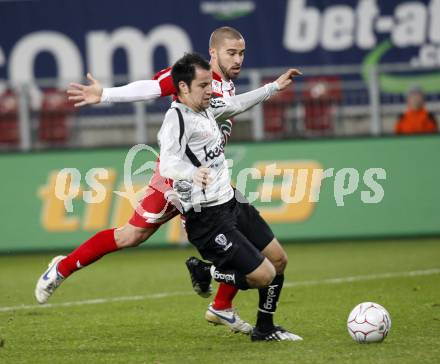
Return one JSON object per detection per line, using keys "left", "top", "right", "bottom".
{"left": 395, "top": 108, "right": 438, "bottom": 134}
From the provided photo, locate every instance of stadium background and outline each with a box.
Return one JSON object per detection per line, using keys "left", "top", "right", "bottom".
{"left": 0, "top": 0, "right": 439, "bottom": 251}
{"left": 0, "top": 1, "right": 439, "bottom": 363}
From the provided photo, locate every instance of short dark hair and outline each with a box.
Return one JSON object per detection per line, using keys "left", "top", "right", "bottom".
{"left": 171, "top": 53, "right": 211, "bottom": 94}
{"left": 209, "top": 26, "right": 244, "bottom": 48}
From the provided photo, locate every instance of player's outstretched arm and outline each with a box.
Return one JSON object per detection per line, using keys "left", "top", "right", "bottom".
{"left": 67, "top": 73, "right": 163, "bottom": 107}
{"left": 210, "top": 68, "right": 301, "bottom": 121}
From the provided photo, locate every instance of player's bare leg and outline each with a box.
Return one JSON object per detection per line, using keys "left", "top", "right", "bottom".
{"left": 114, "top": 224, "right": 159, "bottom": 248}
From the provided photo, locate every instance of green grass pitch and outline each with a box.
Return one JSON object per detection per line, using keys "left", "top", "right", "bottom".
{"left": 0, "top": 238, "right": 439, "bottom": 364}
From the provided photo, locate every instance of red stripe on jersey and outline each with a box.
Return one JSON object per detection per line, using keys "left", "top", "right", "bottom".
{"left": 153, "top": 67, "right": 176, "bottom": 97}
{"left": 212, "top": 71, "right": 222, "bottom": 82}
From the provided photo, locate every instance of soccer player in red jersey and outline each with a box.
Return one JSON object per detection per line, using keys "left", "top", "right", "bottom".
{"left": 36, "top": 27, "right": 252, "bottom": 334}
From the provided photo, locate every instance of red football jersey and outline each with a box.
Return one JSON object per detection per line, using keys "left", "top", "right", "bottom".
{"left": 153, "top": 67, "right": 235, "bottom": 98}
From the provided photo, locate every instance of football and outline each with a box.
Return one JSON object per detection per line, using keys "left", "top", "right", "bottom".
{"left": 347, "top": 302, "right": 391, "bottom": 343}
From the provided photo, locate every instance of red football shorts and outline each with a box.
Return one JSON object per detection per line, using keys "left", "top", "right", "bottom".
{"left": 129, "top": 162, "right": 179, "bottom": 228}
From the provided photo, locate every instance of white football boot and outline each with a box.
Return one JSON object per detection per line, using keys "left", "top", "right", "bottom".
{"left": 205, "top": 303, "right": 253, "bottom": 334}
{"left": 35, "top": 255, "right": 66, "bottom": 304}
{"left": 251, "top": 325, "right": 303, "bottom": 342}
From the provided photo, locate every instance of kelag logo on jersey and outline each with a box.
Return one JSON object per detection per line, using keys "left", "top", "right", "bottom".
{"left": 283, "top": 0, "right": 440, "bottom": 93}
{"left": 204, "top": 141, "right": 225, "bottom": 162}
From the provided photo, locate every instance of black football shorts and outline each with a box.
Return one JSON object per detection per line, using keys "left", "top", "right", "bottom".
{"left": 184, "top": 195, "right": 274, "bottom": 275}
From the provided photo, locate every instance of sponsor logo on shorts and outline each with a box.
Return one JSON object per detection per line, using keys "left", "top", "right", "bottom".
{"left": 215, "top": 234, "right": 232, "bottom": 251}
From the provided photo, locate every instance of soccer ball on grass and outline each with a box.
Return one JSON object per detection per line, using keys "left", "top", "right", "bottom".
{"left": 347, "top": 302, "right": 391, "bottom": 343}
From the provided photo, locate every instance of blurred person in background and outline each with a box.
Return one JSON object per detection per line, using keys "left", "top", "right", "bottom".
{"left": 395, "top": 86, "right": 438, "bottom": 135}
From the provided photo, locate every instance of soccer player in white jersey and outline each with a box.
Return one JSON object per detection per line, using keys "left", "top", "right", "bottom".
{"left": 36, "top": 27, "right": 258, "bottom": 334}
{"left": 158, "top": 52, "right": 302, "bottom": 341}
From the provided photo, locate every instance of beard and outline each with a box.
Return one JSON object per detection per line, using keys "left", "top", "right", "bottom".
{"left": 218, "top": 60, "right": 240, "bottom": 80}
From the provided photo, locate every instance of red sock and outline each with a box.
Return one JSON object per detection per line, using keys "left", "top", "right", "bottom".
{"left": 212, "top": 283, "right": 239, "bottom": 310}
{"left": 57, "top": 228, "right": 118, "bottom": 278}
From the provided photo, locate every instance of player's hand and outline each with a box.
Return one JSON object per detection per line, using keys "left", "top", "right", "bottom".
{"left": 67, "top": 73, "right": 103, "bottom": 107}
{"left": 193, "top": 167, "right": 213, "bottom": 188}
{"left": 275, "top": 68, "right": 302, "bottom": 91}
